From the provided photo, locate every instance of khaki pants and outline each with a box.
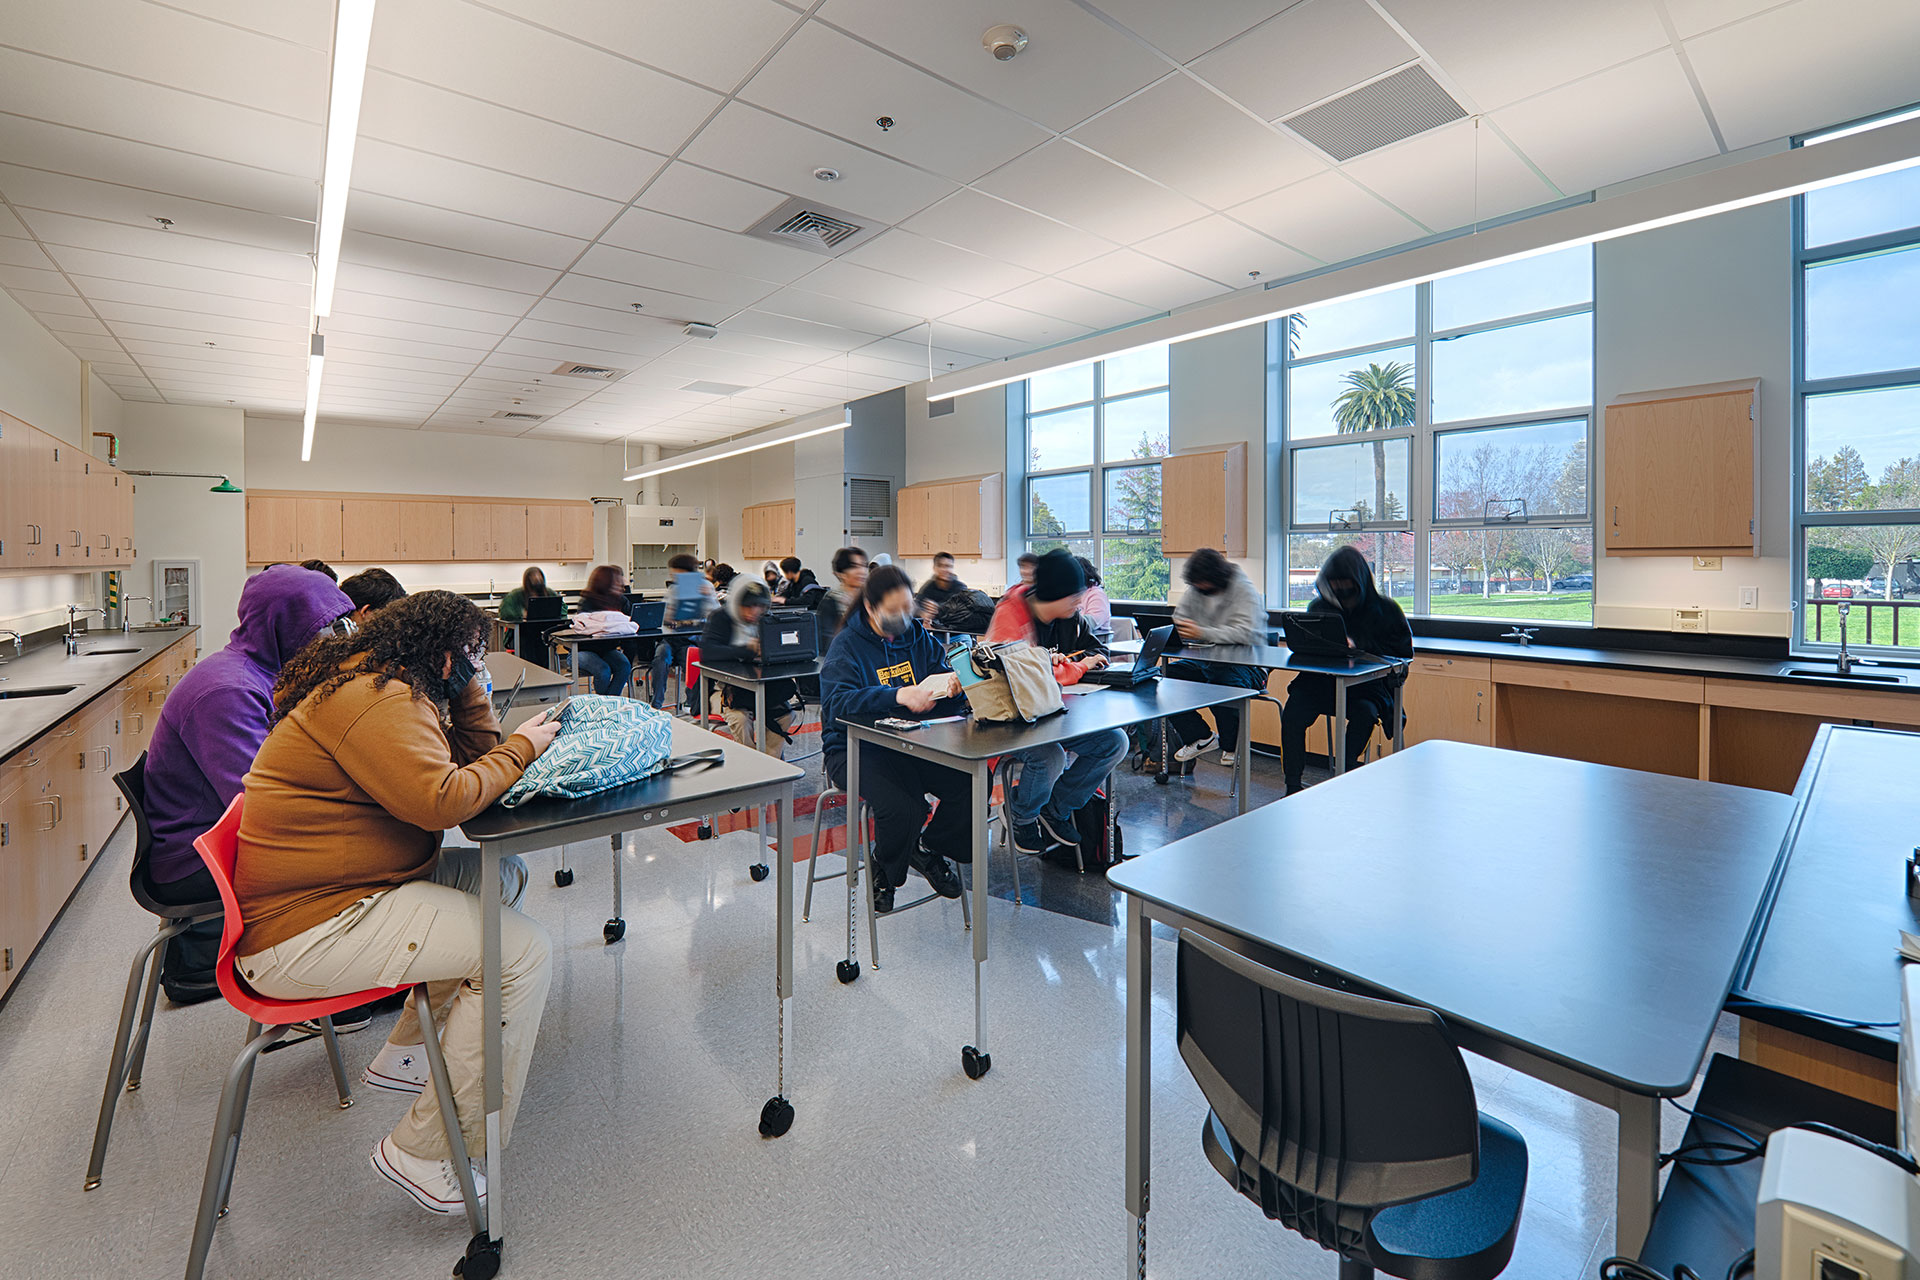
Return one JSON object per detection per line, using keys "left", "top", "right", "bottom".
{"left": 716, "top": 690, "right": 787, "bottom": 759}
{"left": 238, "top": 850, "right": 547, "bottom": 1160}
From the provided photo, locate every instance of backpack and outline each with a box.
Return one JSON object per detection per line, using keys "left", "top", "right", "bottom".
{"left": 501, "top": 696, "right": 707, "bottom": 806}
{"left": 933, "top": 588, "right": 995, "bottom": 634}
{"left": 1068, "top": 787, "right": 1124, "bottom": 870}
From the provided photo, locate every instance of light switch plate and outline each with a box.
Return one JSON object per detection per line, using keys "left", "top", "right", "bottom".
{"left": 1740, "top": 586, "right": 1759, "bottom": 609}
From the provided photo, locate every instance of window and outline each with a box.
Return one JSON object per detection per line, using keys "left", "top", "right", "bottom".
{"left": 1794, "top": 160, "right": 1920, "bottom": 653}
{"left": 1022, "top": 345, "right": 1172, "bottom": 601}
{"left": 1274, "top": 244, "right": 1595, "bottom": 623}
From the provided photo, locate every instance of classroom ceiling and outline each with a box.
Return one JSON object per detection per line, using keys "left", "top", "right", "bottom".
{"left": 0, "top": 0, "right": 1916, "bottom": 448}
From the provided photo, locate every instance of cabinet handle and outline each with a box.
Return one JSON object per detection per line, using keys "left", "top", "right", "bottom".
{"left": 35, "top": 798, "right": 58, "bottom": 831}
{"left": 3, "top": 948, "right": 11, "bottom": 972}
{"left": 79, "top": 842, "right": 88, "bottom": 862}
{"left": 1, "top": 821, "right": 8, "bottom": 847}
{"left": 1612, "top": 505, "right": 1619, "bottom": 527}
{"left": 1476, "top": 702, "right": 1482, "bottom": 723}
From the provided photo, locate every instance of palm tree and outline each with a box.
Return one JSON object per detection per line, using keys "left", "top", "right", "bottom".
{"left": 1332, "top": 360, "right": 1415, "bottom": 523}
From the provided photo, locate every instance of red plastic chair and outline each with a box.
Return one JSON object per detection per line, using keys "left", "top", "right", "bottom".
{"left": 684, "top": 645, "right": 729, "bottom": 731}
{"left": 184, "top": 796, "right": 481, "bottom": 1280}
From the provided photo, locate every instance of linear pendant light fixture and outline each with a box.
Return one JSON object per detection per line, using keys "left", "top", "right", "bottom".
{"left": 623, "top": 411, "right": 851, "bottom": 482}
{"left": 926, "top": 111, "right": 1920, "bottom": 403}
{"left": 302, "top": 0, "right": 375, "bottom": 464}
{"left": 302, "top": 333, "right": 325, "bottom": 461}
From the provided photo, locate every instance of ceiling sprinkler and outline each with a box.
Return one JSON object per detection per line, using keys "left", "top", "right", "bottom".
{"left": 982, "top": 25, "right": 1027, "bottom": 61}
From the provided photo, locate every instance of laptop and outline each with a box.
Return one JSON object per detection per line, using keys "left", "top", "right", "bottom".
{"left": 1080, "top": 625, "right": 1176, "bottom": 687}
{"left": 526, "top": 594, "right": 564, "bottom": 621}
{"left": 758, "top": 608, "right": 819, "bottom": 664}
{"left": 628, "top": 599, "right": 666, "bottom": 630}
{"left": 1279, "top": 611, "right": 1355, "bottom": 662}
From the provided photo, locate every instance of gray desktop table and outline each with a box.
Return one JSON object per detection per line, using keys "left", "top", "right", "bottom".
{"left": 545, "top": 627, "right": 668, "bottom": 692}
{"left": 456, "top": 719, "right": 804, "bottom": 1277}
{"left": 841, "top": 678, "right": 1258, "bottom": 1081}
{"left": 1107, "top": 741, "right": 1798, "bottom": 1272}
{"left": 697, "top": 655, "right": 825, "bottom": 881}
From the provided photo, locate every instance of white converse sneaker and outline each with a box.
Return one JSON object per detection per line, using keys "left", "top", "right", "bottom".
{"left": 371, "top": 1135, "right": 485, "bottom": 1215}
{"left": 364, "top": 1041, "right": 430, "bottom": 1094}
{"left": 1173, "top": 733, "right": 1217, "bottom": 763}
{"left": 1220, "top": 751, "right": 1237, "bottom": 769}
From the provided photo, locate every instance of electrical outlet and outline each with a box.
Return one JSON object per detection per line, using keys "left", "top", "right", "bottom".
{"left": 1672, "top": 607, "right": 1709, "bottom": 634}
{"left": 1693, "top": 556, "right": 1723, "bottom": 571}
{"left": 1740, "top": 586, "right": 1759, "bottom": 610}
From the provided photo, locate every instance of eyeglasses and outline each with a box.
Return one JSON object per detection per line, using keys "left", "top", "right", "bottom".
{"left": 327, "top": 615, "right": 358, "bottom": 637}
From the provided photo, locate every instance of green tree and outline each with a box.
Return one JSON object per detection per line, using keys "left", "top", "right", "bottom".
{"left": 1842, "top": 457, "right": 1920, "bottom": 598}
{"left": 1332, "top": 361, "right": 1415, "bottom": 523}
{"left": 1103, "top": 436, "right": 1169, "bottom": 601}
{"left": 1806, "top": 542, "right": 1872, "bottom": 596}
{"left": 1807, "top": 446, "right": 1869, "bottom": 510}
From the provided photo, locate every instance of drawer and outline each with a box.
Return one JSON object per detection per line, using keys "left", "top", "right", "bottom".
{"left": 1491, "top": 660, "right": 1704, "bottom": 704}
{"left": 1408, "top": 654, "right": 1491, "bottom": 680}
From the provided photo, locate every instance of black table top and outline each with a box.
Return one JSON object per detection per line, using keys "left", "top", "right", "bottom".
{"left": 698, "top": 656, "right": 825, "bottom": 683}
{"left": 842, "top": 678, "right": 1256, "bottom": 762}
{"left": 1109, "top": 741, "right": 1798, "bottom": 1095}
{"left": 462, "top": 719, "right": 801, "bottom": 844}
{"left": 1733, "top": 724, "right": 1920, "bottom": 1057}
{"left": 547, "top": 628, "right": 668, "bottom": 644}
{"left": 1162, "top": 641, "right": 1403, "bottom": 676}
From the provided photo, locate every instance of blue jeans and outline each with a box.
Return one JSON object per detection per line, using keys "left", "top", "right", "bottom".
{"left": 1006, "top": 728, "right": 1129, "bottom": 826}
{"left": 1165, "top": 659, "right": 1265, "bottom": 751}
{"left": 575, "top": 646, "right": 631, "bottom": 697}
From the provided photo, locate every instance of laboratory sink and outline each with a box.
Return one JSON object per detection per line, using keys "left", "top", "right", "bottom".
{"left": 1781, "top": 668, "right": 1908, "bottom": 685}
{"left": 129, "top": 624, "right": 183, "bottom": 632}
{"left": 79, "top": 647, "right": 142, "bottom": 655}
{"left": 0, "top": 686, "right": 77, "bottom": 699}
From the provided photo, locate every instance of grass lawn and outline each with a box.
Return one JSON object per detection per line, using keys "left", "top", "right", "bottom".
{"left": 1425, "top": 591, "right": 1594, "bottom": 623}
{"left": 1804, "top": 601, "right": 1920, "bottom": 648}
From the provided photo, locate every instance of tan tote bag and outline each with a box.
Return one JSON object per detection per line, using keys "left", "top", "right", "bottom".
{"left": 958, "top": 641, "right": 1065, "bottom": 723}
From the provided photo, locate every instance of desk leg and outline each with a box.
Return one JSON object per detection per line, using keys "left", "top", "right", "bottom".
{"left": 1124, "top": 893, "right": 1150, "bottom": 1280}
{"left": 759, "top": 790, "right": 796, "bottom": 1138}
{"left": 962, "top": 758, "right": 992, "bottom": 1080}
{"left": 604, "top": 832, "right": 625, "bottom": 945}
{"left": 1235, "top": 696, "right": 1252, "bottom": 814}
{"left": 696, "top": 674, "right": 715, "bottom": 841}
{"left": 1616, "top": 1091, "right": 1660, "bottom": 1256}
{"left": 1393, "top": 675, "right": 1405, "bottom": 752}
{"left": 470, "top": 841, "right": 505, "bottom": 1275}
{"left": 843, "top": 739, "right": 863, "bottom": 982}
{"left": 1332, "top": 679, "right": 1349, "bottom": 776}
{"left": 748, "top": 684, "right": 770, "bottom": 881}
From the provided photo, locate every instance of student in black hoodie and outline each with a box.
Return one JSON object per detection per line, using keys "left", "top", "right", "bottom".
{"left": 820, "top": 565, "right": 969, "bottom": 913}
{"left": 697, "top": 579, "right": 795, "bottom": 755}
{"left": 1280, "top": 545, "right": 1414, "bottom": 793}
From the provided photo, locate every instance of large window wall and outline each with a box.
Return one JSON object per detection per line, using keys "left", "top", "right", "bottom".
{"left": 1022, "top": 345, "right": 1172, "bottom": 602}
{"left": 1273, "top": 245, "right": 1595, "bottom": 623}
{"left": 1794, "top": 155, "right": 1920, "bottom": 652}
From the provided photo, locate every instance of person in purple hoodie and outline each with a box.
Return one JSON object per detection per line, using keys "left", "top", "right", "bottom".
{"left": 144, "top": 565, "right": 355, "bottom": 1003}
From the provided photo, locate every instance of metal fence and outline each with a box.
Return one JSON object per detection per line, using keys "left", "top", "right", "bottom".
{"left": 1805, "top": 598, "right": 1920, "bottom": 646}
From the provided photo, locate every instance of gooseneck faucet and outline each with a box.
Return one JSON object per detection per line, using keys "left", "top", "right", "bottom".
{"left": 66, "top": 605, "right": 107, "bottom": 654}
{"left": 1501, "top": 626, "right": 1539, "bottom": 647}
{"left": 0, "top": 629, "right": 21, "bottom": 661}
{"left": 1836, "top": 601, "right": 1854, "bottom": 676}
{"left": 122, "top": 595, "right": 153, "bottom": 632}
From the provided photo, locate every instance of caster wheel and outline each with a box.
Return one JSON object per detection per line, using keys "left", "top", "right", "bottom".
{"left": 1155, "top": 771, "right": 1169, "bottom": 785}
{"left": 553, "top": 868, "right": 574, "bottom": 887}
{"left": 836, "top": 959, "right": 860, "bottom": 984}
{"left": 454, "top": 1233, "right": 501, "bottom": 1280}
{"left": 603, "top": 919, "right": 626, "bottom": 944}
{"left": 748, "top": 862, "right": 769, "bottom": 882}
{"left": 758, "top": 1095, "right": 794, "bottom": 1138}
{"left": 697, "top": 823, "right": 714, "bottom": 841}
{"left": 961, "top": 1045, "right": 992, "bottom": 1080}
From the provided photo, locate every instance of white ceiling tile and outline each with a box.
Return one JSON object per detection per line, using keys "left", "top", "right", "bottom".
{"left": 817, "top": 0, "right": 1168, "bottom": 132}
{"left": 0, "top": 237, "right": 54, "bottom": 270}
{"left": 1081, "top": 0, "right": 1292, "bottom": 64}
{"left": 1193, "top": 0, "right": 1415, "bottom": 121}
{"left": 992, "top": 277, "right": 1152, "bottom": 331}
{"left": 479, "top": 0, "right": 800, "bottom": 91}
{"left": 347, "top": 192, "right": 589, "bottom": 271}
{"left": 724, "top": 308, "right": 876, "bottom": 351}
{"left": 573, "top": 243, "right": 782, "bottom": 313}
{"left": 1339, "top": 119, "right": 1560, "bottom": 234}
{"left": 598, "top": 207, "right": 823, "bottom": 284}
{"left": 1379, "top": 0, "right": 1669, "bottom": 111}
{"left": 752, "top": 285, "right": 921, "bottom": 337}
{"left": 1056, "top": 249, "right": 1230, "bottom": 311}
{"left": 91, "top": 300, "right": 290, "bottom": 342}
{"left": 119, "top": 329, "right": 303, "bottom": 358}
{"left": 1661, "top": 0, "right": 1794, "bottom": 39}
{"left": 935, "top": 300, "right": 1091, "bottom": 347}
{"left": 975, "top": 140, "right": 1209, "bottom": 243}
{"left": 23, "top": 210, "right": 308, "bottom": 280}
{"left": 1227, "top": 170, "right": 1427, "bottom": 263}
{"left": 636, "top": 163, "right": 788, "bottom": 233}
{"left": 341, "top": 230, "right": 561, "bottom": 296}
{"left": 1070, "top": 75, "right": 1326, "bottom": 209}
{"left": 369, "top": 0, "right": 722, "bottom": 153}
{"left": 54, "top": 249, "right": 304, "bottom": 307}
{"left": 347, "top": 140, "right": 625, "bottom": 242}
{"left": 508, "top": 317, "right": 685, "bottom": 359}
{"left": 330, "top": 290, "right": 519, "bottom": 337}
{"left": 0, "top": 165, "right": 313, "bottom": 258}
{"left": 899, "top": 189, "right": 1111, "bottom": 274}
{"left": 1686, "top": 0, "right": 1920, "bottom": 150}
{"left": 324, "top": 312, "right": 504, "bottom": 353}
{"left": 524, "top": 296, "right": 676, "bottom": 339}
{"left": 144, "top": 0, "right": 333, "bottom": 47}
{"left": 37, "top": 312, "right": 110, "bottom": 337}
{"left": 66, "top": 274, "right": 308, "bottom": 325}
{"left": 546, "top": 271, "right": 739, "bottom": 324}
{"left": 1135, "top": 215, "right": 1318, "bottom": 286}
{"left": 889, "top": 322, "right": 1020, "bottom": 360}
{"left": 0, "top": 264, "right": 78, "bottom": 295}
{"left": 786, "top": 257, "right": 979, "bottom": 319}
{"left": 332, "top": 263, "right": 535, "bottom": 317}
{"left": 6, "top": 288, "right": 91, "bottom": 315}
{"left": 0, "top": 208, "right": 26, "bottom": 239}
{"left": 836, "top": 229, "right": 1040, "bottom": 297}
{"left": 683, "top": 102, "right": 959, "bottom": 226}
{"left": 0, "top": 116, "right": 316, "bottom": 220}
{"left": 1489, "top": 51, "right": 1720, "bottom": 193}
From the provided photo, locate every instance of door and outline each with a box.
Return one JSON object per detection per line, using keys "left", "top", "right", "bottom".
{"left": 525, "top": 505, "right": 562, "bottom": 558}
{"left": 49, "top": 440, "right": 86, "bottom": 564}
{"left": 246, "top": 495, "right": 297, "bottom": 563}
{"left": 340, "top": 499, "right": 402, "bottom": 561}
{"left": 399, "top": 502, "right": 453, "bottom": 560}
{"left": 490, "top": 504, "right": 527, "bottom": 560}
{"left": 452, "top": 503, "right": 490, "bottom": 559}
{"left": 1605, "top": 388, "right": 1754, "bottom": 553}
{"left": 923, "top": 485, "right": 955, "bottom": 557}
{"left": 85, "top": 463, "right": 116, "bottom": 563}
{"left": 0, "top": 761, "right": 32, "bottom": 996}
{"left": 295, "top": 497, "right": 342, "bottom": 561}
{"left": 106, "top": 471, "right": 134, "bottom": 564}
{"left": 559, "top": 504, "right": 594, "bottom": 561}
{"left": 1397, "top": 657, "right": 1492, "bottom": 748}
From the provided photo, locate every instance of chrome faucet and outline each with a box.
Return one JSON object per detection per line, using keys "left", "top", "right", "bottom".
{"left": 1836, "top": 601, "right": 1854, "bottom": 676}
{"left": 0, "top": 629, "right": 20, "bottom": 662}
{"left": 121, "top": 596, "right": 153, "bottom": 632}
{"left": 66, "top": 605, "right": 107, "bottom": 654}
{"left": 1501, "top": 626, "right": 1539, "bottom": 646}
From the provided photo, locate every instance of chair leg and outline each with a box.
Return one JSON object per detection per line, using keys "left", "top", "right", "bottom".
{"left": 185, "top": 1022, "right": 283, "bottom": 1280}
{"left": 317, "top": 1016, "right": 353, "bottom": 1110}
{"left": 863, "top": 803, "right": 882, "bottom": 971}
{"left": 410, "top": 984, "right": 484, "bottom": 1234}
{"left": 125, "top": 918, "right": 183, "bottom": 1091}
{"left": 803, "top": 787, "right": 846, "bottom": 923}
{"left": 85, "top": 917, "right": 185, "bottom": 1190}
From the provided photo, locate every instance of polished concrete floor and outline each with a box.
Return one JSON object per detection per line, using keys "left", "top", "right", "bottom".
{"left": 0, "top": 745, "right": 1727, "bottom": 1280}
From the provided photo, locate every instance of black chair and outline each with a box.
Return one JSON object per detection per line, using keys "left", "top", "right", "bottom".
{"left": 84, "top": 751, "right": 223, "bottom": 1191}
{"left": 1176, "top": 931, "right": 1528, "bottom": 1280}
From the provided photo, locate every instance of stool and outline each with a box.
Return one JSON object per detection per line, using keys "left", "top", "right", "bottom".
{"left": 185, "top": 796, "right": 480, "bottom": 1280}
{"left": 805, "top": 786, "right": 971, "bottom": 979}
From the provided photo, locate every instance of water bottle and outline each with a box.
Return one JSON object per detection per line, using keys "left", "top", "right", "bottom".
{"left": 477, "top": 660, "right": 494, "bottom": 700}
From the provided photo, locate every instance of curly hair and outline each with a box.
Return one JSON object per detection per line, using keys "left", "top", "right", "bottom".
{"left": 272, "top": 589, "right": 488, "bottom": 723}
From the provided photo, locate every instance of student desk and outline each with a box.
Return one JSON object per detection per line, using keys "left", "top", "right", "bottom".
{"left": 839, "top": 679, "right": 1259, "bottom": 1080}
{"left": 544, "top": 627, "right": 667, "bottom": 692}
{"left": 457, "top": 720, "right": 803, "bottom": 1278}
{"left": 1107, "top": 741, "right": 1797, "bottom": 1269}
{"left": 484, "top": 649, "right": 570, "bottom": 729}
{"left": 697, "top": 655, "right": 826, "bottom": 881}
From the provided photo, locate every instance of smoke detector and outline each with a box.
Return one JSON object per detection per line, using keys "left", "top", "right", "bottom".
{"left": 813, "top": 167, "right": 840, "bottom": 182}
{"left": 982, "top": 24, "right": 1027, "bottom": 61}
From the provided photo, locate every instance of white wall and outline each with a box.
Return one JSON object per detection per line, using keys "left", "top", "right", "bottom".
{"left": 646, "top": 443, "right": 795, "bottom": 570}
{"left": 1171, "top": 325, "right": 1268, "bottom": 593}
{"left": 903, "top": 386, "right": 1012, "bottom": 592}
{"left": 119, "top": 403, "right": 248, "bottom": 649}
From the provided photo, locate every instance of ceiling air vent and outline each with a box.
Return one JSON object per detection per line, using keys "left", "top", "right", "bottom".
{"left": 682, "top": 380, "right": 750, "bottom": 396}
{"left": 551, "top": 362, "right": 629, "bottom": 380}
{"left": 491, "top": 410, "right": 546, "bottom": 422}
{"left": 1281, "top": 64, "right": 1466, "bottom": 162}
{"left": 746, "top": 196, "right": 883, "bottom": 257}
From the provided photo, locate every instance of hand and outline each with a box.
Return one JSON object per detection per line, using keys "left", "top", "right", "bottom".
{"left": 1086, "top": 654, "right": 1110, "bottom": 671}
{"left": 1175, "top": 618, "right": 1201, "bottom": 640}
{"left": 895, "top": 683, "right": 940, "bottom": 714}
{"left": 511, "top": 715, "right": 562, "bottom": 757}
{"left": 747, "top": 637, "right": 762, "bottom": 654}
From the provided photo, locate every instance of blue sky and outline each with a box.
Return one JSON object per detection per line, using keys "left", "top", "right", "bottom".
{"left": 1293, "top": 439, "right": 1411, "bottom": 523}
{"left": 1806, "top": 384, "right": 1920, "bottom": 479}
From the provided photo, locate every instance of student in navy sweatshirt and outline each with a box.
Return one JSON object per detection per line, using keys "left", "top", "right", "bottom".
{"left": 820, "top": 565, "right": 969, "bottom": 914}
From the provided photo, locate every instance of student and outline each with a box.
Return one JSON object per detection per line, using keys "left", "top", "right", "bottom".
{"left": 497, "top": 566, "right": 554, "bottom": 622}
{"left": 340, "top": 567, "right": 407, "bottom": 624}
{"left": 236, "top": 592, "right": 561, "bottom": 1215}
{"left": 696, "top": 580, "right": 795, "bottom": 755}
{"left": 792, "top": 568, "right": 824, "bottom": 610}
{"left": 1074, "top": 556, "right": 1113, "bottom": 640}
{"left": 1016, "top": 552, "right": 1039, "bottom": 585}
{"left": 648, "top": 553, "right": 715, "bottom": 708}
{"left": 298, "top": 558, "right": 338, "bottom": 582}
{"left": 142, "top": 565, "right": 356, "bottom": 1004}
{"left": 1165, "top": 548, "right": 1267, "bottom": 770}
{"left": 1280, "top": 545, "right": 1413, "bottom": 793}
{"left": 710, "top": 563, "right": 737, "bottom": 598}
{"left": 572, "top": 564, "right": 632, "bottom": 697}
{"left": 820, "top": 565, "right": 969, "bottom": 913}
{"left": 775, "top": 556, "right": 802, "bottom": 601}
{"left": 815, "top": 546, "right": 867, "bottom": 644}
{"left": 914, "top": 552, "right": 969, "bottom": 621}
{"left": 985, "top": 549, "right": 1129, "bottom": 856}
{"left": 760, "top": 560, "right": 782, "bottom": 598}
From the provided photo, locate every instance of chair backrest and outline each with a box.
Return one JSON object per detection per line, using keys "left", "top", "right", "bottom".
{"left": 191, "top": 795, "right": 251, "bottom": 1004}
{"left": 115, "top": 751, "right": 155, "bottom": 887}
{"left": 685, "top": 644, "right": 701, "bottom": 689}
{"left": 1176, "top": 930, "right": 1480, "bottom": 1235}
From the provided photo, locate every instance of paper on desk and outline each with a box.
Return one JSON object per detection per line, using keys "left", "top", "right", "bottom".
{"left": 1062, "top": 684, "right": 1107, "bottom": 696}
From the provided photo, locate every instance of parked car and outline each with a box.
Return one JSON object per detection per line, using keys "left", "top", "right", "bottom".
{"left": 1864, "top": 577, "right": 1907, "bottom": 598}
{"left": 1820, "top": 583, "right": 1854, "bottom": 598}
{"left": 1553, "top": 574, "right": 1594, "bottom": 591}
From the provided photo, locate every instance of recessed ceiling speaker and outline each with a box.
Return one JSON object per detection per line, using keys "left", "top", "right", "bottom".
{"left": 982, "top": 24, "right": 1027, "bottom": 61}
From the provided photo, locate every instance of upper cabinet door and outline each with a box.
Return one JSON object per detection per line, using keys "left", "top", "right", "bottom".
{"left": 340, "top": 499, "right": 402, "bottom": 561}
{"left": 559, "top": 504, "right": 594, "bottom": 561}
{"left": 490, "top": 504, "right": 528, "bottom": 560}
{"left": 246, "top": 495, "right": 297, "bottom": 564}
{"left": 295, "top": 497, "right": 342, "bottom": 561}
{"left": 452, "top": 503, "right": 490, "bottom": 559}
{"left": 398, "top": 502, "right": 454, "bottom": 561}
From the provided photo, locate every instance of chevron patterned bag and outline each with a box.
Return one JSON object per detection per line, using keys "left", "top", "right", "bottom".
{"left": 500, "top": 695, "right": 676, "bottom": 807}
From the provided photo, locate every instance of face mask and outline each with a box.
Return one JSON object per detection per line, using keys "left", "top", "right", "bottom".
{"left": 878, "top": 610, "right": 911, "bottom": 638}
{"left": 446, "top": 650, "right": 478, "bottom": 696}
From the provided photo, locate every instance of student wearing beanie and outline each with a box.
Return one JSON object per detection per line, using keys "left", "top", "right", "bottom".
{"left": 984, "top": 548, "right": 1130, "bottom": 859}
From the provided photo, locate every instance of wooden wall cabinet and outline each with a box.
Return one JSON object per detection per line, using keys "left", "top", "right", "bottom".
{"left": 1397, "top": 655, "right": 1492, "bottom": 747}
{"left": 243, "top": 492, "right": 589, "bottom": 565}
{"left": 398, "top": 502, "right": 453, "bottom": 561}
{"left": 1161, "top": 443, "right": 1247, "bottom": 559}
{"left": 340, "top": 499, "right": 401, "bottom": 561}
{"left": 895, "top": 474, "right": 1003, "bottom": 558}
{"left": 295, "top": 496, "right": 341, "bottom": 561}
{"left": 1604, "top": 381, "right": 1757, "bottom": 557}
{"left": 741, "top": 500, "right": 796, "bottom": 561}
{"left": 246, "top": 495, "right": 297, "bottom": 564}
{"left": 0, "top": 411, "right": 133, "bottom": 571}
{"left": 526, "top": 503, "right": 591, "bottom": 560}
{"left": 491, "top": 504, "right": 528, "bottom": 560}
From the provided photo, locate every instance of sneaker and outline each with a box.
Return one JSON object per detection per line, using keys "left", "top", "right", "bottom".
{"left": 1036, "top": 811, "right": 1081, "bottom": 851}
{"left": 291, "top": 1004, "right": 372, "bottom": 1037}
{"left": 1220, "top": 752, "right": 1236, "bottom": 769}
{"left": 1011, "top": 821, "right": 1050, "bottom": 856}
{"left": 870, "top": 870, "right": 896, "bottom": 916}
{"left": 1173, "top": 734, "right": 1218, "bottom": 763}
{"left": 907, "top": 844, "right": 963, "bottom": 899}
{"left": 364, "top": 1041, "right": 430, "bottom": 1095}
{"left": 371, "top": 1135, "right": 485, "bottom": 1216}
{"left": 1284, "top": 780, "right": 1306, "bottom": 796}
